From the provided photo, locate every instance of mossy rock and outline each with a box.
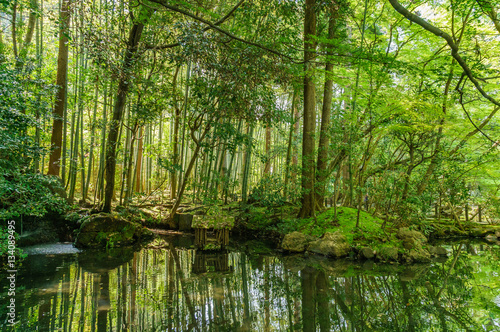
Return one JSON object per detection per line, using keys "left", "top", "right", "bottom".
{"left": 376, "top": 247, "right": 399, "bottom": 262}
{"left": 359, "top": 247, "right": 375, "bottom": 259}
{"left": 282, "top": 231, "right": 312, "bottom": 252}
{"left": 307, "top": 232, "right": 350, "bottom": 258}
{"left": 406, "top": 247, "right": 431, "bottom": 263}
{"left": 74, "top": 213, "right": 154, "bottom": 248}
{"left": 397, "top": 227, "right": 427, "bottom": 243}
{"left": 469, "top": 226, "right": 498, "bottom": 237}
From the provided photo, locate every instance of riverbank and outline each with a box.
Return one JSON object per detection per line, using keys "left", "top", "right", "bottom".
{"left": 8, "top": 203, "right": 500, "bottom": 266}
{"left": 235, "top": 205, "right": 500, "bottom": 264}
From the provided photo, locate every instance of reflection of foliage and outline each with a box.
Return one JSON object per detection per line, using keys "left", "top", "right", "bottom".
{"left": 4, "top": 242, "right": 500, "bottom": 331}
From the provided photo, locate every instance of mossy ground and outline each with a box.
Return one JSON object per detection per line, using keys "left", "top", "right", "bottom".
{"left": 291, "top": 207, "right": 401, "bottom": 250}
{"left": 239, "top": 205, "right": 402, "bottom": 250}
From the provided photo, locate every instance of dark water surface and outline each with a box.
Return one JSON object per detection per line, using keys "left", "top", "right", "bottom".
{"left": 1, "top": 236, "right": 499, "bottom": 331}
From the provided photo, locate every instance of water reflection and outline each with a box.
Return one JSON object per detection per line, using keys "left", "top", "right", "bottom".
{"left": 1, "top": 240, "right": 499, "bottom": 331}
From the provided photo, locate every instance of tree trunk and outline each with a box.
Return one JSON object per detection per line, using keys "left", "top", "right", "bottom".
{"left": 264, "top": 125, "right": 271, "bottom": 174}
{"left": 47, "top": 0, "right": 71, "bottom": 177}
{"left": 16, "top": 0, "right": 38, "bottom": 69}
{"left": 298, "top": 0, "right": 317, "bottom": 218}
{"left": 103, "top": 22, "right": 144, "bottom": 213}
{"left": 284, "top": 90, "right": 298, "bottom": 198}
{"left": 11, "top": 2, "right": 18, "bottom": 59}
{"left": 171, "top": 66, "right": 181, "bottom": 200}
{"left": 135, "top": 126, "right": 144, "bottom": 193}
{"left": 241, "top": 124, "right": 254, "bottom": 204}
{"left": 84, "top": 83, "right": 98, "bottom": 201}
{"left": 315, "top": 9, "right": 337, "bottom": 211}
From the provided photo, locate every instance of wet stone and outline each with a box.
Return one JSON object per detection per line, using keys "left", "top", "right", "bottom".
{"left": 435, "top": 246, "right": 448, "bottom": 256}
{"left": 308, "top": 232, "right": 350, "bottom": 258}
{"left": 282, "top": 232, "right": 310, "bottom": 252}
{"left": 377, "top": 247, "right": 399, "bottom": 262}
{"left": 408, "top": 247, "right": 431, "bottom": 263}
{"left": 360, "top": 247, "right": 375, "bottom": 259}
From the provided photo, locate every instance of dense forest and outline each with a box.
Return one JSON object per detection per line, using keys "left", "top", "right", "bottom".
{"left": 1, "top": 0, "right": 500, "bottom": 226}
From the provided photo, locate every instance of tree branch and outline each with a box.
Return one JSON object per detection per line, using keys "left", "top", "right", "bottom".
{"left": 387, "top": 0, "right": 500, "bottom": 108}
{"left": 145, "top": 0, "right": 299, "bottom": 62}
{"left": 145, "top": 0, "right": 245, "bottom": 50}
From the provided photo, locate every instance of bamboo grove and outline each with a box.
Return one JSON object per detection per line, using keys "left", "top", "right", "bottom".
{"left": 1, "top": 0, "right": 500, "bottom": 222}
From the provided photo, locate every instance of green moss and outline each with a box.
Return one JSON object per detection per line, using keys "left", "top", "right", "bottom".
{"left": 276, "top": 207, "right": 404, "bottom": 251}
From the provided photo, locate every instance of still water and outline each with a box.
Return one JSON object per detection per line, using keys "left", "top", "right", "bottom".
{"left": 1, "top": 236, "right": 499, "bottom": 331}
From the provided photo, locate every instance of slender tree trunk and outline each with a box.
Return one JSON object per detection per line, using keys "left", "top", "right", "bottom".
{"left": 177, "top": 62, "right": 191, "bottom": 198}
{"left": 170, "top": 123, "right": 211, "bottom": 217}
{"left": 16, "top": 0, "right": 38, "bottom": 69}
{"left": 284, "top": 90, "right": 298, "bottom": 198}
{"left": 264, "top": 125, "right": 271, "bottom": 174}
{"left": 135, "top": 126, "right": 144, "bottom": 193}
{"left": 292, "top": 90, "right": 300, "bottom": 185}
{"left": 315, "top": 9, "right": 337, "bottom": 211}
{"left": 95, "top": 83, "right": 108, "bottom": 203}
{"left": 171, "top": 66, "right": 181, "bottom": 200}
{"left": 33, "top": 9, "right": 41, "bottom": 172}
{"left": 103, "top": 22, "right": 144, "bottom": 213}
{"left": 84, "top": 86, "right": 99, "bottom": 201}
{"left": 298, "top": 0, "right": 317, "bottom": 218}
{"left": 47, "top": 0, "right": 71, "bottom": 177}
{"left": 11, "top": 2, "right": 18, "bottom": 59}
{"left": 241, "top": 124, "right": 254, "bottom": 204}
{"left": 68, "top": 104, "right": 80, "bottom": 203}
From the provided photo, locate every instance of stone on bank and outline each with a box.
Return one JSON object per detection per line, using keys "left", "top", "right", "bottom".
{"left": 74, "top": 213, "right": 154, "bottom": 248}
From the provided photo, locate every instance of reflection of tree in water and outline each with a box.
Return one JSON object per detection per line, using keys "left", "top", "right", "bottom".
{"left": 3, "top": 242, "right": 499, "bottom": 331}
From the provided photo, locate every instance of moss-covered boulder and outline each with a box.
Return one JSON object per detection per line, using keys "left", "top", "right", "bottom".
{"left": 408, "top": 247, "right": 431, "bottom": 263}
{"left": 397, "top": 228, "right": 427, "bottom": 243}
{"left": 377, "top": 247, "right": 399, "bottom": 262}
{"left": 282, "top": 231, "right": 311, "bottom": 252}
{"left": 74, "top": 213, "right": 154, "bottom": 248}
{"left": 359, "top": 247, "right": 375, "bottom": 259}
{"left": 308, "top": 232, "right": 350, "bottom": 258}
{"left": 469, "top": 226, "right": 498, "bottom": 237}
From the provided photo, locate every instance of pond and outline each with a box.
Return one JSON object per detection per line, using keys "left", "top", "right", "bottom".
{"left": 1, "top": 235, "right": 499, "bottom": 331}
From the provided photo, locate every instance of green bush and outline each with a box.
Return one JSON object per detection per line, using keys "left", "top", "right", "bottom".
{"left": 0, "top": 60, "right": 69, "bottom": 221}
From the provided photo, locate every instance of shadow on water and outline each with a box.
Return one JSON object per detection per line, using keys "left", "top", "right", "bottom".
{"left": 1, "top": 239, "right": 499, "bottom": 331}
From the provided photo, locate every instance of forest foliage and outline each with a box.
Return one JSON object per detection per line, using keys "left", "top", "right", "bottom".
{"left": 0, "top": 0, "right": 499, "bottom": 227}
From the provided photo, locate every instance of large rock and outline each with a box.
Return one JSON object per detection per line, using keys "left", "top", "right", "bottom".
{"left": 307, "top": 232, "right": 350, "bottom": 258}
{"left": 470, "top": 226, "right": 497, "bottom": 237}
{"left": 282, "top": 231, "right": 310, "bottom": 252}
{"left": 408, "top": 247, "right": 431, "bottom": 263}
{"left": 359, "top": 247, "right": 374, "bottom": 259}
{"left": 397, "top": 228, "right": 427, "bottom": 243}
{"left": 435, "top": 246, "right": 448, "bottom": 256}
{"left": 377, "top": 247, "right": 399, "bottom": 262}
{"left": 74, "top": 213, "right": 154, "bottom": 248}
